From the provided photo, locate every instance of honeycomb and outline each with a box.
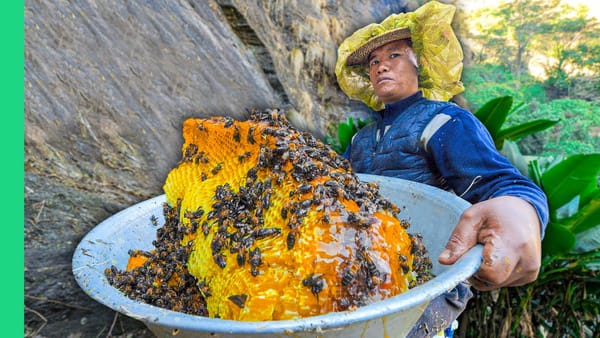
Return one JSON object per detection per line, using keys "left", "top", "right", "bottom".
{"left": 157, "top": 110, "right": 424, "bottom": 321}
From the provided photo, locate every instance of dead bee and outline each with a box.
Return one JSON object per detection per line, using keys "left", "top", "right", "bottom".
{"left": 228, "top": 294, "right": 248, "bottom": 309}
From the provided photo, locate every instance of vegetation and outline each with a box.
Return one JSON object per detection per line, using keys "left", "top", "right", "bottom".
{"left": 461, "top": 95, "right": 600, "bottom": 337}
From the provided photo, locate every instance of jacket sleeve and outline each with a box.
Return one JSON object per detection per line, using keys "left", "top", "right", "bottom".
{"left": 426, "top": 107, "right": 550, "bottom": 236}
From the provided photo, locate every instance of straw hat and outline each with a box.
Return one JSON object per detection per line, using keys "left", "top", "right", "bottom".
{"left": 335, "top": 1, "right": 465, "bottom": 111}
{"left": 345, "top": 27, "right": 411, "bottom": 66}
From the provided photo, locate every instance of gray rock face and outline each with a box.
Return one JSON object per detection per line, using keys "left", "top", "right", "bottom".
{"left": 24, "top": 0, "right": 411, "bottom": 336}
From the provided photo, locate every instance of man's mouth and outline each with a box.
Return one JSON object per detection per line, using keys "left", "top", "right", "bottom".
{"left": 376, "top": 77, "right": 392, "bottom": 84}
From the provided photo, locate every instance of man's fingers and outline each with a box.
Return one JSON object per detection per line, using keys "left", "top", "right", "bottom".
{"left": 438, "top": 206, "right": 484, "bottom": 265}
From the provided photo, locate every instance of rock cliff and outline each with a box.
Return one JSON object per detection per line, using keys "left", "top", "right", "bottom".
{"left": 24, "top": 0, "right": 415, "bottom": 336}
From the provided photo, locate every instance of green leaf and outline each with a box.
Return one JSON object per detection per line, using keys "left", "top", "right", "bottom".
{"left": 540, "top": 153, "right": 600, "bottom": 212}
{"left": 542, "top": 222, "right": 576, "bottom": 258}
{"left": 356, "top": 118, "right": 371, "bottom": 128}
{"left": 573, "top": 225, "right": 600, "bottom": 254}
{"left": 337, "top": 122, "right": 354, "bottom": 153}
{"left": 495, "top": 118, "right": 560, "bottom": 142}
{"left": 528, "top": 159, "right": 543, "bottom": 187}
{"left": 566, "top": 195, "right": 600, "bottom": 235}
{"left": 474, "top": 96, "right": 513, "bottom": 137}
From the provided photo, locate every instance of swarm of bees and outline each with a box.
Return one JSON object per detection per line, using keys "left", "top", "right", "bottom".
{"left": 106, "top": 109, "right": 432, "bottom": 322}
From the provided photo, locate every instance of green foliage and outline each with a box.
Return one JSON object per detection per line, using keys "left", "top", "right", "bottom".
{"left": 462, "top": 64, "right": 547, "bottom": 112}
{"left": 463, "top": 95, "right": 600, "bottom": 337}
{"left": 324, "top": 117, "right": 370, "bottom": 155}
{"left": 465, "top": 0, "right": 600, "bottom": 83}
{"left": 509, "top": 99, "right": 600, "bottom": 156}
{"left": 531, "top": 154, "right": 600, "bottom": 257}
{"left": 473, "top": 95, "right": 559, "bottom": 150}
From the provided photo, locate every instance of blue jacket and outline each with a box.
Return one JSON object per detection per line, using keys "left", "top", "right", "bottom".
{"left": 345, "top": 91, "right": 549, "bottom": 233}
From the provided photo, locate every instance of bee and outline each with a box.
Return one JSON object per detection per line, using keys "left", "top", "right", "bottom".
{"left": 150, "top": 215, "right": 158, "bottom": 226}
{"left": 211, "top": 233, "right": 227, "bottom": 254}
{"left": 197, "top": 280, "right": 212, "bottom": 298}
{"left": 399, "top": 254, "right": 410, "bottom": 274}
{"left": 233, "top": 125, "right": 241, "bottom": 142}
{"left": 302, "top": 274, "right": 325, "bottom": 300}
{"left": 236, "top": 250, "right": 246, "bottom": 267}
{"left": 280, "top": 207, "right": 288, "bottom": 220}
{"left": 262, "top": 191, "right": 271, "bottom": 209}
{"left": 201, "top": 173, "right": 208, "bottom": 181}
{"left": 201, "top": 221, "right": 210, "bottom": 236}
{"left": 359, "top": 248, "right": 379, "bottom": 279}
{"left": 228, "top": 294, "right": 248, "bottom": 309}
{"left": 249, "top": 247, "right": 261, "bottom": 277}
{"left": 197, "top": 123, "right": 206, "bottom": 131}
{"left": 298, "top": 184, "right": 313, "bottom": 194}
{"left": 341, "top": 261, "right": 361, "bottom": 286}
{"left": 247, "top": 126, "right": 256, "bottom": 144}
{"left": 253, "top": 227, "right": 281, "bottom": 239}
{"left": 238, "top": 151, "right": 252, "bottom": 163}
{"left": 223, "top": 117, "right": 234, "bottom": 128}
{"left": 211, "top": 163, "right": 223, "bottom": 175}
{"left": 246, "top": 167, "right": 258, "bottom": 181}
{"left": 213, "top": 253, "right": 226, "bottom": 268}
{"left": 286, "top": 228, "right": 299, "bottom": 250}
{"left": 359, "top": 248, "right": 383, "bottom": 289}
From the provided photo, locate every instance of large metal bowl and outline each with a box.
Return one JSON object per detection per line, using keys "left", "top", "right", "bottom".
{"left": 72, "top": 174, "right": 482, "bottom": 338}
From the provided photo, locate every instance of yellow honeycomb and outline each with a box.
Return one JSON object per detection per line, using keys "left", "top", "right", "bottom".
{"left": 162, "top": 110, "right": 417, "bottom": 321}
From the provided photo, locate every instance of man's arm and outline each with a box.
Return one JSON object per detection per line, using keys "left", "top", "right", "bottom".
{"left": 426, "top": 108, "right": 549, "bottom": 290}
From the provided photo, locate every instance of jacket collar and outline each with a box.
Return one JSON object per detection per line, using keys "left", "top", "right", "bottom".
{"left": 382, "top": 91, "right": 423, "bottom": 125}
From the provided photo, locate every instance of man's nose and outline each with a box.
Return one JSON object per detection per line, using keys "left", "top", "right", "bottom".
{"left": 376, "top": 62, "right": 389, "bottom": 74}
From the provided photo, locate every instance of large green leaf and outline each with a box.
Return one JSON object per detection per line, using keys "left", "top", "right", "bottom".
{"left": 540, "top": 154, "right": 600, "bottom": 212}
{"left": 542, "top": 221, "right": 576, "bottom": 257}
{"left": 495, "top": 118, "right": 560, "bottom": 143}
{"left": 566, "top": 193, "right": 600, "bottom": 234}
{"left": 474, "top": 95, "right": 513, "bottom": 137}
{"left": 337, "top": 120, "right": 355, "bottom": 153}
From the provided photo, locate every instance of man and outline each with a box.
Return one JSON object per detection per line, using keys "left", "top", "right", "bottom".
{"left": 335, "top": 1, "right": 549, "bottom": 336}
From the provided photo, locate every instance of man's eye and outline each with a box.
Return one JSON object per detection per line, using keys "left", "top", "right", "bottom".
{"left": 390, "top": 53, "right": 401, "bottom": 59}
{"left": 369, "top": 59, "right": 379, "bottom": 67}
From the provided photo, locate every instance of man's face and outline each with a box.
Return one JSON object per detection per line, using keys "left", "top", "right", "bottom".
{"left": 367, "top": 40, "right": 419, "bottom": 104}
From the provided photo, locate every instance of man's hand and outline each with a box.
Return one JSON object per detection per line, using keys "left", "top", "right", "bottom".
{"left": 438, "top": 196, "right": 542, "bottom": 291}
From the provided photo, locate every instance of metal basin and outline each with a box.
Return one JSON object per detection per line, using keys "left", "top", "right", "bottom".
{"left": 72, "top": 173, "right": 482, "bottom": 337}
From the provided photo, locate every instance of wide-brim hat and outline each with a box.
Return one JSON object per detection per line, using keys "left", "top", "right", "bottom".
{"left": 346, "top": 27, "right": 412, "bottom": 66}
{"left": 335, "top": 1, "right": 465, "bottom": 111}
